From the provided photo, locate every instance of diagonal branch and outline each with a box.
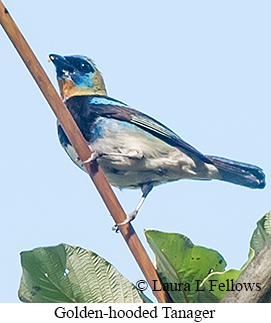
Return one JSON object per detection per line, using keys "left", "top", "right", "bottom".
{"left": 0, "top": 1, "right": 171, "bottom": 303}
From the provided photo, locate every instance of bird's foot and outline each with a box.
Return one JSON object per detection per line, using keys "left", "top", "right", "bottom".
{"left": 112, "top": 210, "right": 138, "bottom": 233}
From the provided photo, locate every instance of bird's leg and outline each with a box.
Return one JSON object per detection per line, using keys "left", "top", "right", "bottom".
{"left": 112, "top": 184, "right": 153, "bottom": 232}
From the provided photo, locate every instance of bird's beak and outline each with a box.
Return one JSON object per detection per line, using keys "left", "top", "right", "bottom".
{"left": 49, "top": 54, "right": 74, "bottom": 75}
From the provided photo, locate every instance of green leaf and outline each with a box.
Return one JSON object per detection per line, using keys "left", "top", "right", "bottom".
{"left": 18, "top": 244, "right": 147, "bottom": 303}
{"left": 250, "top": 211, "right": 271, "bottom": 253}
{"left": 145, "top": 230, "right": 226, "bottom": 303}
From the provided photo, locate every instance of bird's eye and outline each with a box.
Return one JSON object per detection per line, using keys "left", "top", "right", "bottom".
{"left": 65, "top": 57, "right": 95, "bottom": 74}
{"left": 78, "top": 61, "right": 93, "bottom": 73}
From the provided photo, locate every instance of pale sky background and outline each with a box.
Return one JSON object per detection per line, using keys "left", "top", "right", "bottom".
{"left": 1, "top": 0, "right": 270, "bottom": 302}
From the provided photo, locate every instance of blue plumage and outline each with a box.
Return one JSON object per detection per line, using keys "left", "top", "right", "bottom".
{"left": 50, "top": 54, "right": 266, "bottom": 227}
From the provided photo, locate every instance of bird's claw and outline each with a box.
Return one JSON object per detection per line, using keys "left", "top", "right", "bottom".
{"left": 112, "top": 211, "right": 138, "bottom": 233}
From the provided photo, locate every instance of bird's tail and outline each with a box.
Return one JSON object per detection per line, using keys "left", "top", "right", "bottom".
{"left": 206, "top": 155, "right": 266, "bottom": 189}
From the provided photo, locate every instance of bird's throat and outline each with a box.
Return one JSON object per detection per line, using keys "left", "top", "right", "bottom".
{"left": 58, "top": 78, "right": 106, "bottom": 100}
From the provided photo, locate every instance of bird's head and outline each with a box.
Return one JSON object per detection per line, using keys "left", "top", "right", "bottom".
{"left": 49, "top": 54, "right": 107, "bottom": 100}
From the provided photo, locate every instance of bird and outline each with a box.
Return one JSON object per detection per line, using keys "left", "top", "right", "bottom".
{"left": 49, "top": 53, "right": 266, "bottom": 229}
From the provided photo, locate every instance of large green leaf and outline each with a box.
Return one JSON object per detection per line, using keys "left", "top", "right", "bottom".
{"left": 250, "top": 211, "right": 271, "bottom": 253}
{"left": 18, "top": 244, "right": 148, "bottom": 303}
{"left": 145, "top": 212, "right": 271, "bottom": 303}
{"left": 145, "top": 230, "right": 226, "bottom": 302}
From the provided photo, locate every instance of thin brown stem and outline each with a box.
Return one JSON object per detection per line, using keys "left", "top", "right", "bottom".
{"left": 0, "top": 1, "right": 172, "bottom": 303}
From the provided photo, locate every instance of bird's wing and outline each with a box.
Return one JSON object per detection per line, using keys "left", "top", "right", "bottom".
{"left": 85, "top": 96, "right": 210, "bottom": 163}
